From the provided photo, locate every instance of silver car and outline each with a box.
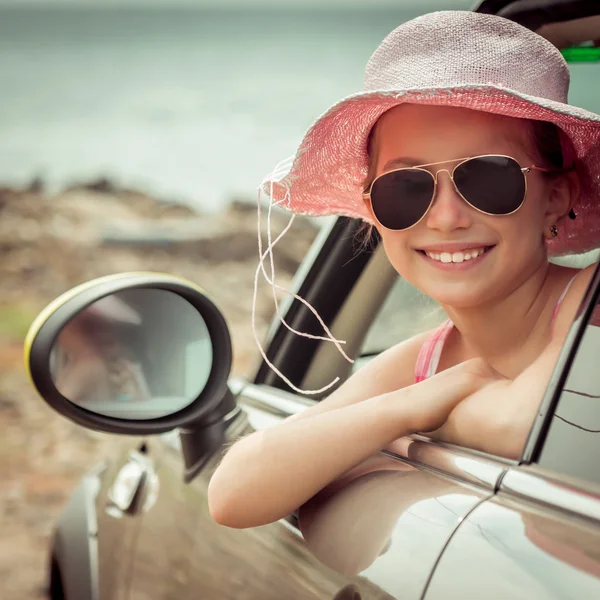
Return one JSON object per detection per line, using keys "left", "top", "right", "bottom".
{"left": 26, "top": 2, "right": 600, "bottom": 599}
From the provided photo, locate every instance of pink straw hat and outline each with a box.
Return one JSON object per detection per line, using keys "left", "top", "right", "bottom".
{"left": 261, "top": 10, "right": 600, "bottom": 256}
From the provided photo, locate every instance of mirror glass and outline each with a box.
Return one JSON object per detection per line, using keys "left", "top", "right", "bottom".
{"left": 50, "top": 288, "right": 213, "bottom": 420}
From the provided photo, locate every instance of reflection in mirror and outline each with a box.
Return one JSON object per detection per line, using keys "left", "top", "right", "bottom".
{"left": 50, "top": 289, "right": 212, "bottom": 420}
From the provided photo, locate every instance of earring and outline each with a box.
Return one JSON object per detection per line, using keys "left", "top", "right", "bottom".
{"left": 550, "top": 224, "right": 558, "bottom": 238}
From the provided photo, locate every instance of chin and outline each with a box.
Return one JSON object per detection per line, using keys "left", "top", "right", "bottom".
{"left": 429, "top": 288, "right": 487, "bottom": 309}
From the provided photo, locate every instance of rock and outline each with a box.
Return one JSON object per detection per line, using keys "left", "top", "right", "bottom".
{"left": 0, "top": 181, "right": 318, "bottom": 306}
{"left": 63, "top": 178, "right": 200, "bottom": 220}
{"left": 0, "top": 187, "right": 25, "bottom": 212}
{"left": 66, "top": 176, "right": 117, "bottom": 195}
{"left": 27, "top": 175, "right": 44, "bottom": 195}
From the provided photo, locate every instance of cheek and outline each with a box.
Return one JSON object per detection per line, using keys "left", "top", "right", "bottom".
{"left": 522, "top": 179, "right": 551, "bottom": 221}
{"left": 379, "top": 231, "right": 422, "bottom": 279}
{"left": 498, "top": 197, "right": 547, "bottom": 247}
{"left": 379, "top": 231, "right": 411, "bottom": 259}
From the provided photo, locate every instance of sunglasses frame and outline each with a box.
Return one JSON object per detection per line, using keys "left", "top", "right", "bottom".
{"left": 362, "top": 154, "right": 554, "bottom": 232}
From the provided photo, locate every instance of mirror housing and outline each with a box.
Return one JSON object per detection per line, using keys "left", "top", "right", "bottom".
{"left": 24, "top": 272, "right": 236, "bottom": 438}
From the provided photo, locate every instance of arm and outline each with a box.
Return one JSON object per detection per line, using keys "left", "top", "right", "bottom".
{"left": 427, "top": 358, "right": 548, "bottom": 458}
{"left": 429, "top": 266, "right": 595, "bottom": 459}
{"left": 283, "top": 329, "right": 432, "bottom": 423}
{"left": 207, "top": 331, "right": 427, "bottom": 529}
{"left": 208, "top": 358, "right": 488, "bottom": 529}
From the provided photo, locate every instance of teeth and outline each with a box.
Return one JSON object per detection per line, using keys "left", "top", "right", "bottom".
{"left": 426, "top": 247, "right": 487, "bottom": 263}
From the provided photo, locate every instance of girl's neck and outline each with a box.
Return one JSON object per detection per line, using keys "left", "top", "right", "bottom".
{"left": 442, "top": 261, "right": 569, "bottom": 364}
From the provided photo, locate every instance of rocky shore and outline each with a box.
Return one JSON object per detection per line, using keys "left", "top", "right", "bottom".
{"left": 0, "top": 180, "right": 318, "bottom": 599}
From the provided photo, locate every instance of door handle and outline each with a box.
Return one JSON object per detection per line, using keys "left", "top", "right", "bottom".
{"left": 106, "top": 450, "right": 156, "bottom": 516}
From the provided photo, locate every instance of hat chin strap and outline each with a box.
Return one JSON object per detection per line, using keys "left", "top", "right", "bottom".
{"left": 252, "top": 161, "right": 353, "bottom": 396}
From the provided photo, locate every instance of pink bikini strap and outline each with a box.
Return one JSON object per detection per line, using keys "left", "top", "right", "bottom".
{"left": 415, "top": 273, "right": 580, "bottom": 384}
{"left": 414, "top": 319, "right": 454, "bottom": 383}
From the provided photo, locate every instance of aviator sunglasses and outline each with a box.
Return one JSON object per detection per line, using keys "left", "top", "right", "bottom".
{"left": 362, "top": 154, "right": 554, "bottom": 231}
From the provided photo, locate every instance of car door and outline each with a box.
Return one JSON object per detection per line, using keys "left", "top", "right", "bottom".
{"left": 124, "top": 383, "right": 511, "bottom": 600}
{"left": 423, "top": 259, "right": 600, "bottom": 600}
{"left": 120, "top": 429, "right": 208, "bottom": 600}
{"left": 125, "top": 381, "right": 400, "bottom": 600}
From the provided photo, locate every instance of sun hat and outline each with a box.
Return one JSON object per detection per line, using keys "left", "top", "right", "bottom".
{"left": 260, "top": 10, "right": 600, "bottom": 257}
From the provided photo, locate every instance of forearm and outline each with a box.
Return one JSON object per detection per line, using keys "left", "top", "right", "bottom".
{"left": 208, "top": 363, "right": 480, "bottom": 529}
{"left": 428, "top": 378, "right": 539, "bottom": 458}
{"left": 208, "top": 393, "right": 409, "bottom": 529}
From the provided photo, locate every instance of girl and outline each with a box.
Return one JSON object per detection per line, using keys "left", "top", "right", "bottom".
{"left": 208, "top": 10, "right": 600, "bottom": 529}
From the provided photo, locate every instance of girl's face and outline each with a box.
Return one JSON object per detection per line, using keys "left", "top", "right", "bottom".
{"left": 367, "top": 104, "right": 573, "bottom": 308}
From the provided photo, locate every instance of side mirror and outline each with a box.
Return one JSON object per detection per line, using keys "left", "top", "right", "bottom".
{"left": 24, "top": 272, "right": 235, "bottom": 440}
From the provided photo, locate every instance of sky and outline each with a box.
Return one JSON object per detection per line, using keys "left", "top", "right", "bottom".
{"left": 0, "top": 0, "right": 477, "bottom": 9}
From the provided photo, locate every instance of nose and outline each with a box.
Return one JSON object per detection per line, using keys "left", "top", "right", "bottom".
{"left": 424, "top": 169, "right": 472, "bottom": 233}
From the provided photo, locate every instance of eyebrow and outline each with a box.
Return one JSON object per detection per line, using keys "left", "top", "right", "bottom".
{"left": 382, "top": 157, "right": 427, "bottom": 170}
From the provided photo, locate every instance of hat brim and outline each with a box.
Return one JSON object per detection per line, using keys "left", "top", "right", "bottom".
{"left": 262, "top": 84, "right": 600, "bottom": 256}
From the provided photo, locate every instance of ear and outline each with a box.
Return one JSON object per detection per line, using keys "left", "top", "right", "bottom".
{"left": 544, "top": 169, "right": 581, "bottom": 230}
{"left": 363, "top": 193, "right": 375, "bottom": 220}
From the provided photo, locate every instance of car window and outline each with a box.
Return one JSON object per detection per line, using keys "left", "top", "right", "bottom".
{"left": 360, "top": 276, "right": 445, "bottom": 356}
{"left": 537, "top": 276, "right": 600, "bottom": 489}
{"left": 360, "top": 251, "right": 600, "bottom": 360}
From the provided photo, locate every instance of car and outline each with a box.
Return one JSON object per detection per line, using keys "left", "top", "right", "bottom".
{"left": 25, "top": 2, "right": 600, "bottom": 600}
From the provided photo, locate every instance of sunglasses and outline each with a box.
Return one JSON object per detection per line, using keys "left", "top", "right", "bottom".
{"left": 362, "top": 154, "right": 554, "bottom": 231}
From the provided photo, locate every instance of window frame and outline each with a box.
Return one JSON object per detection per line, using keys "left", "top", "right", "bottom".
{"left": 254, "top": 215, "right": 600, "bottom": 470}
{"left": 252, "top": 217, "right": 381, "bottom": 394}
{"left": 521, "top": 259, "right": 600, "bottom": 465}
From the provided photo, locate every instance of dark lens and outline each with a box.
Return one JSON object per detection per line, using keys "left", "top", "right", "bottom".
{"left": 370, "top": 169, "right": 435, "bottom": 230}
{"left": 453, "top": 156, "right": 525, "bottom": 215}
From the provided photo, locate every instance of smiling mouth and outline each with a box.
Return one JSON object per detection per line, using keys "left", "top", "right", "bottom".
{"left": 417, "top": 246, "right": 495, "bottom": 264}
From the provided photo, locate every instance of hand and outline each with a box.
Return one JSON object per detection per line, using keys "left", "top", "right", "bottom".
{"left": 419, "top": 358, "right": 514, "bottom": 454}
{"left": 401, "top": 357, "right": 507, "bottom": 434}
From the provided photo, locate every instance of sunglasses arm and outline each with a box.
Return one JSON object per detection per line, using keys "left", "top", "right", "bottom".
{"left": 524, "top": 165, "right": 562, "bottom": 174}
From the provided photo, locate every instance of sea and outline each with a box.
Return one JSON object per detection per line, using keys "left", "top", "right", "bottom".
{"left": 0, "top": 6, "right": 599, "bottom": 212}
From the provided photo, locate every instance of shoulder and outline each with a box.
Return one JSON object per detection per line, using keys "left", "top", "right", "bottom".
{"left": 552, "top": 263, "right": 596, "bottom": 340}
{"left": 342, "top": 326, "right": 439, "bottom": 395}
{"left": 286, "top": 326, "right": 443, "bottom": 423}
